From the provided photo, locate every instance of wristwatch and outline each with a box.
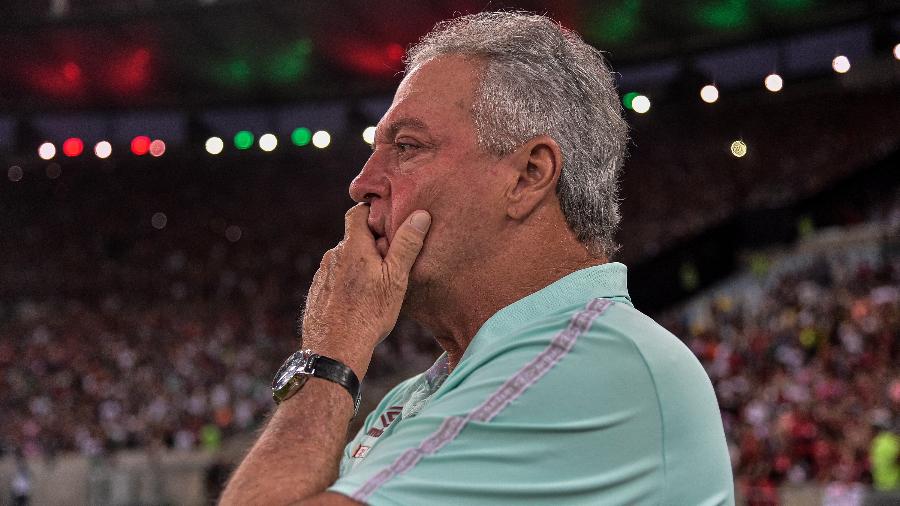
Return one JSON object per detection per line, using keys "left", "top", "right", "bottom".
{"left": 272, "top": 349, "right": 361, "bottom": 417}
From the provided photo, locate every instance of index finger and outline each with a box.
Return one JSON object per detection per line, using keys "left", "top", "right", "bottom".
{"left": 343, "top": 203, "right": 379, "bottom": 255}
{"left": 344, "top": 203, "right": 372, "bottom": 237}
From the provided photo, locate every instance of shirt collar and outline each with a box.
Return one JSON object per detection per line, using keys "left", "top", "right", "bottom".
{"left": 460, "top": 262, "right": 632, "bottom": 362}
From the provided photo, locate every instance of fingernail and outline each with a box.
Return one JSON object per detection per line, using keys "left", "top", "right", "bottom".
{"left": 410, "top": 211, "right": 431, "bottom": 233}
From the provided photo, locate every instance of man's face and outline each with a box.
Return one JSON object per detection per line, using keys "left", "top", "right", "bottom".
{"left": 349, "top": 55, "right": 505, "bottom": 299}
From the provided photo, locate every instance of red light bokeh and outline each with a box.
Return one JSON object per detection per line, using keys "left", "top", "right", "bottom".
{"left": 131, "top": 136, "right": 151, "bottom": 155}
{"left": 62, "top": 137, "right": 84, "bottom": 157}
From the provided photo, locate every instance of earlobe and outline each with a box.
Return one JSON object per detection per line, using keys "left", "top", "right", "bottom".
{"left": 506, "top": 136, "right": 562, "bottom": 220}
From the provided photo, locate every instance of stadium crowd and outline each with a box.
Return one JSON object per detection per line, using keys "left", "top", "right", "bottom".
{"left": 662, "top": 236, "right": 900, "bottom": 501}
{"left": 1, "top": 87, "right": 898, "bottom": 498}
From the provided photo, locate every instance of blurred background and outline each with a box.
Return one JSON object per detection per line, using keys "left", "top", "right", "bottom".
{"left": 0, "top": 1, "right": 898, "bottom": 505}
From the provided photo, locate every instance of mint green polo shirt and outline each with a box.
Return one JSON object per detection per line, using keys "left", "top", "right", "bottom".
{"left": 329, "top": 262, "right": 735, "bottom": 505}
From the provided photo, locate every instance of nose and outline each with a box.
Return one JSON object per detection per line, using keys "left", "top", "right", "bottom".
{"left": 349, "top": 151, "right": 390, "bottom": 204}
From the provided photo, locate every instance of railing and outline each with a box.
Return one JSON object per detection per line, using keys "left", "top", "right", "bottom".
{"left": 2, "top": 451, "right": 899, "bottom": 505}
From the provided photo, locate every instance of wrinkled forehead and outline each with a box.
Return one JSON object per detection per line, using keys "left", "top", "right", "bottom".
{"left": 379, "top": 55, "right": 482, "bottom": 134}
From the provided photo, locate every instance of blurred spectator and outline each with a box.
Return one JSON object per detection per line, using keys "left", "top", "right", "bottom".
{"left": 10, "top": 449, "right": 30, "bottom": 506}
{"left": 869, "top": 420, "right": 899, "bottom": 491}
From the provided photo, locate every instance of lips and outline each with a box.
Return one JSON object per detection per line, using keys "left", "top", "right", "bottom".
{"left": 369, "top": 223, "right": 385, "bottom": 239}
{"left": 368, "top": 220, "right": 389, "bottom": 256}
{"left": 375, "top": 236, "right": 389, "bottom": 257}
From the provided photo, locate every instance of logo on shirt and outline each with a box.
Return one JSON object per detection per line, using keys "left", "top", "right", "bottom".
{"left": 353, "top": 405, "right": 404, "bottom": 460}
{"left": 366, "top": 405, "right": 403, "bottom": 438}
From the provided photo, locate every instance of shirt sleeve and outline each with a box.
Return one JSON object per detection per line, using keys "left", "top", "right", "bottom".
{"left": 328, "top": 308, "right": 670, "bottom": 505}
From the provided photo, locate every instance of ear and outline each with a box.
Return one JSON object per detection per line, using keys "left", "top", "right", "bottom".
{"left": 504, "top": 135, "right": 563, "bottom": 220}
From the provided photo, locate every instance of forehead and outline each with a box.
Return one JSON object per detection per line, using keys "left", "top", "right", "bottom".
{"left": 378, "top": 55, "right": 482, "bottom": 138}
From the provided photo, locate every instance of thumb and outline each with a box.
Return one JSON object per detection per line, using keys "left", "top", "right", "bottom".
{"left": 384, "top": 211, "right": 431, "bottom": 278}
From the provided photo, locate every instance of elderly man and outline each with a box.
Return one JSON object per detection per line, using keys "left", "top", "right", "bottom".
{"left": 221, "top": 11, "right": 734, "bottom": 506}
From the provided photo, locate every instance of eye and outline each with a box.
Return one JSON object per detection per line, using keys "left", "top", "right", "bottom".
{"left": 396, "top": 141, "right": 418, "bottom": 154}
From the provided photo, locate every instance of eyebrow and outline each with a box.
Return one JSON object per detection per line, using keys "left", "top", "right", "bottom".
{"left": 379, "top": 117, "right": 431, "bottom": 142}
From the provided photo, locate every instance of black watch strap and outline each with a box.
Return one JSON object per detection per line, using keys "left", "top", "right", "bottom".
{"left": 311, "top": 354, "right": 361, "bottom": 416}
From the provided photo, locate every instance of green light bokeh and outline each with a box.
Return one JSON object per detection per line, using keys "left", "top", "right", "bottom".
{"left": 622, "top": 91, "right": 640, "bottom": 110}
{"left": 208, "top": 59, "right": 252, "bottom": 88}
{"left": 696, "top": 0, "right": 750, "bottom": 29}
{"left": 291, "top": 127, "right": 312, "bottom": 146}
{"left": 765, "top": 0, "right": 814, "bottom": 11}
{"left": 266, "top": 39, "right": 313, "bottom": 85}
{"left": 234, "top": 131, "right": 254, "bottom": 150}
{"left": 588, "top": 0, "right": 642, "bottom": 44}
{"left": 205, "top": 38, "right": 313, "bottom": 88}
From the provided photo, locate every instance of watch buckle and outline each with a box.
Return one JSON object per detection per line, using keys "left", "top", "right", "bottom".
{"left": 301, "top": 350, "right": 319, "bottom": 376}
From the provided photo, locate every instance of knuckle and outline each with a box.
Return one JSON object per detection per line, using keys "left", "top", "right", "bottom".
{"left": 389, "top": 272, "right": 407, "bottom": 291}
{"left": 345, "top": 203, "right": 365, "bottom": 220}
{"left": 319, "top": 250, "right": 332, "bottom": 266}
{"left": 398, "top": 233, "right": 421, "bottom": 252}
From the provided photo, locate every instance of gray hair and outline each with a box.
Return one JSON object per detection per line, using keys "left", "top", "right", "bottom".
{"left": 406, "top": 11, "right": 629, "bottom": 258}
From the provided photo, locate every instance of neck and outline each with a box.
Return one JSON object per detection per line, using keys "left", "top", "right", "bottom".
{"left": 406, "top": 232, "right": 604, "bottom": 372}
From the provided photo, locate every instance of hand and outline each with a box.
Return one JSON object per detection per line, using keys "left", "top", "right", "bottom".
{"left": 300, "top": 203, "right": 431, "bottom": 378}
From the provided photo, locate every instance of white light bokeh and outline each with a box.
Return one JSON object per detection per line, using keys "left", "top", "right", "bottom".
{"left": 38, "top": 142, "right": 56, "bottom": 160}
{"left": 700, "top": 84, "right": 719, "bottom": 104}
{"left": 259, "top": 133, "right": 278, "bottom": 152}
{"left": 205, "top": 137, "right": 224, "bottom": 155}
{"left": 832, "top": 55, "right": 850, "bottom": 74}
{"left": 765, "top": 73, "right": 783, "bottom": 92}
{"left": 94, "top": 141, "right": 112, "bottom": 159}
{"left": 149, "top": 139, "right": 166, "bottom": 157}
{"left": 362, "top": 126, "right": 376, "bottom": 144}
{"left": 632, "top": 95, "right": 651, "bottom": 114}
{"left": 312, "top": 130, "right": 331, "bottom": 148}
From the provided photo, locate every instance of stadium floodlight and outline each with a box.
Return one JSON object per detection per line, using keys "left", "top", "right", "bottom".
{"left": 312, "top": 130, "right": 331, "bottom": 148}
{"left": 205, "top": 137, "right": 224, "bottom": 155}
{"left": 632, "top": 95, "right": 651, "bottom": 114}
{"left": 764, "top": 73, "right": 783, "bottom": 92}
{"left": 362, "top": 126, "right": 376, "bottom": 144}
{"left": 832, "top": 55, "right": 850, "bottom": 74}
{"left": 700, "top": 84, "right": 719, "bottom": 104}
{"left": 94, "top": 141, "right": 112, "bottom": 159}
{"left": 259, "top": 133, "right": 278, "bottom": 152}
{"left": 38, "top": 142, "right": 57, "bottom": 160}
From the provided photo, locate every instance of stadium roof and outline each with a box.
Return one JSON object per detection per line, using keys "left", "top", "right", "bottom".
{"left": 0, "top": 0, "right": 897, "bottom": 111}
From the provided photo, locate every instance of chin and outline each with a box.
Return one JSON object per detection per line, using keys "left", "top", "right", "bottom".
{"left": 402, "top": 262, "right": 433, "bottom": 313}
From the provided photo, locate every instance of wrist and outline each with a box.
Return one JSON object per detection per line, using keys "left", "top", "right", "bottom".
{"left": 302, "top": 333, "right": 376, "bottom": 381}
{"left": 311, "top": 345, "right": 372, "bottom": 383}
{"left": 272, "top": 347, "right": 365, "bottom": 416}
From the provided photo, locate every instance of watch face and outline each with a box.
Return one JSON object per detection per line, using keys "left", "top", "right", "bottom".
{"left": 273, "top": 350, "right": 310, "bottom": 392}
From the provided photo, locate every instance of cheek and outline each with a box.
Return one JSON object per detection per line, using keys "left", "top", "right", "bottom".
{"left": 388, "top": 178, "right": 439, "bottom": 238}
